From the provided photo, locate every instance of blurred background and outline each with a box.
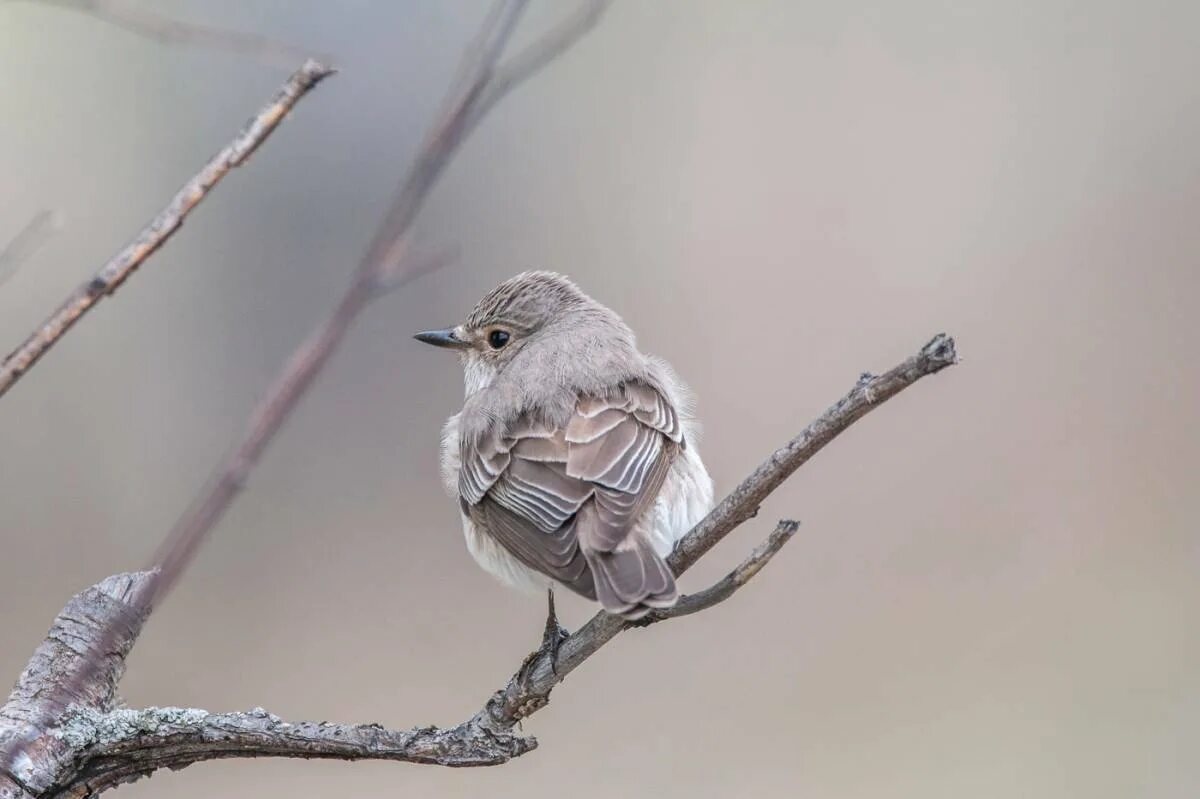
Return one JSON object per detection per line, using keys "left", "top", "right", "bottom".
{"left": 1, "top": 1, "right": 1197, "bottom": 797}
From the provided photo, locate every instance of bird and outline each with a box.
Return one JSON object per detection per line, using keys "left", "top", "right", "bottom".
{"left": 415, "top": 271, "right": 713, "bottom": 621}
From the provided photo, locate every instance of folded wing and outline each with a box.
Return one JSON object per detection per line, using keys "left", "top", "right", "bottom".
{"left": 460, "top": 381, "right": 683, "bottom": 618}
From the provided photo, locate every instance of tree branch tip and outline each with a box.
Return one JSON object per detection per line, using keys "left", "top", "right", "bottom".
{"left": 92, "top": 571, "right": 156, "bottom": 603}
{"left": 299, "top": 58, "right": 337, "bottom": 78}
{"left": 730, "top": 519, "right": 800, "bottom": 584}
{"left": 920, "top": 333, "right": 958, "bottom": 367}
{"left": 627, "top": 519, "right": 801, "bottom": 628}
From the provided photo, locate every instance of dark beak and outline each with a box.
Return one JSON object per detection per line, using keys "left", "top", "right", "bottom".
{"left": 413, "top": 327, "right": 469, "bottom": 350}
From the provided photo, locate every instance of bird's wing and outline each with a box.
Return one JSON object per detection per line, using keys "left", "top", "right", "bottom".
{"left": 460, "top": 382, "right": 683, "bottom": 612}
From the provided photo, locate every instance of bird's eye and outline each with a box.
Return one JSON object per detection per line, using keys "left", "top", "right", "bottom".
{"left": 488, "top": 330, "right": 511, "bottom": 349}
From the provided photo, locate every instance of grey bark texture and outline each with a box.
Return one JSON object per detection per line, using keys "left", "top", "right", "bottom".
{"left": 0, "top": 334, "right": 957, "bottom": 797}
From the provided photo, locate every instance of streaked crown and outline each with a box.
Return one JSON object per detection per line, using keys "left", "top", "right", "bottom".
{"left": 465, "top": 271, "right": 590, "bottom": 332}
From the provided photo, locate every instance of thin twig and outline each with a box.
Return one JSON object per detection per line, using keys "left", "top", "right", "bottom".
{"left": 0, "top": 60, "right": 334, "bottom": 400}
{"left": 0, "top": 211, "right": 58, "bottom": 288}
{"left": 27, "top": 0, "right": 328, "bottom": 68}
{"left": 141, "top": 0, "right": 542, "bottom": 638}
{"left": 634, "top": 519, "right": 801, "bottom": 625}
{"left": 465, "top": 0, "right": 614, "bottom": 132}
{"left": 0, "top": 58, "right": 333, "bottom": 781}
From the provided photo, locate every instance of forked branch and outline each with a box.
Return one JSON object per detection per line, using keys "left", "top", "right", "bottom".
{"left": 40, "top": 2, "right": 613, "bottom": 750}
{"left": 3, "top": 1, "right": 614, "bottom": 793}
{"left": 0, "top": 2, "right": 961, "bottom": 797}
{"left": 0, "top": 334, "right": 957, "bottom": 798}
{"left": 475, "top": 333, "right": 958, "bottom": 728}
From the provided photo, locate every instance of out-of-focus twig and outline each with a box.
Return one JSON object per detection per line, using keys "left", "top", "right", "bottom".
{"left": 28, "top": 0, "right": 329, "bottom": 68}
{"left": 0, "top": 58, "right": 332, "bottom": 785}
{"left": 467, "top": 0, "right": 614, "bottom": 130}
{"left": 0, "top": 60, "right": 333, "bottom": 400}
{"left": 0, "top": 211, "right": 59, "bottom": 288}
{"left": 0, "top": 0, "right": 611, "bottom": 790}
{"left": 143, "top": 0, "right": 611, "bottom": 643}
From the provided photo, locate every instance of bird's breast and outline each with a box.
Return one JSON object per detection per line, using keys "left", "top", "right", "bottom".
{"left": 438, "top": 412, "right": 463, "bottom": 498}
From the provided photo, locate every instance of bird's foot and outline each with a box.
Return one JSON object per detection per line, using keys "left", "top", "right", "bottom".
{"left": 519, "top": 588, "right": 570, "bottom": 682}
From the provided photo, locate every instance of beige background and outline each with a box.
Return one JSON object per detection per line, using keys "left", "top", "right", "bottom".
{"left": 2, "top": 1, "right": 1197, "bottom": 797}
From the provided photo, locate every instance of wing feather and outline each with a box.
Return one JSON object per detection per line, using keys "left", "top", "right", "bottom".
{"left": 459, "top": 381, "right": 682, "bottom": 617}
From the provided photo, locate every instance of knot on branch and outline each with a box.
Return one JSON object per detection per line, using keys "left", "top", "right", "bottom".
{"left": 439, "top": 716, "right": 538, "bottom": 766}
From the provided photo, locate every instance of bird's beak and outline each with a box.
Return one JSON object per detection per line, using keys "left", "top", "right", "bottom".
{"left": 413, "top": 326, "right": 469, "bottom": 350}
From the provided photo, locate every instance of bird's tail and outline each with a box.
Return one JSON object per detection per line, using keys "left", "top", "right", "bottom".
{"left": 583, "top": 536, "right": 678, "bottom": 621}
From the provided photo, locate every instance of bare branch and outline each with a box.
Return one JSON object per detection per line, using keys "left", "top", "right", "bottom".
{"left": 0, "top": 335, "right": 957, "bottom": 797}
{"left": 28, "top": 0, "right": 328, "bottom": 68}
{"left": 0, "top": 59, "right": 333, "bottom": 400}
{"left": 0, "top": 58, "right": 332, "bottom": 787}
{"left": 466, "top": 0, "right": 614, "bottom": 130}
{"left": 0, "top": 572, "right": 155, "bottom": 797}
{"left": 635, "top": 518, "right": 801, "bottom": 625}
{"left": 2, "top": 1, "right": 610, "bottom": 788}
{"left": 0, "top": 570, "right": 527, "bottom": 797}
{"left": 56, "top": 706, "right": 535, "bottom": 795}
{"left": 0, "top": 211, "right": 59, "bottom": 289}
{"left": 0, "top": 571, "right": 526, "bottom": 797}
{"left": 136, "top": 0, "right": 544, "bottom": 651}
{"left": 0, "top": 2, "right": 959, "bottom": 795}
{"left": 130, "top": 0, "right": 614, "bottom": 663}
{"left": 354, "top": 0, "right": 531, "bottom": 282}
{"left": 475, "top": 334, "right": 959, "bottom": 731}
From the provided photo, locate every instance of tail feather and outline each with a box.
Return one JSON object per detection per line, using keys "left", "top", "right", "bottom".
{"left": 585, "top": 537, "right": 678, "bottom": 620}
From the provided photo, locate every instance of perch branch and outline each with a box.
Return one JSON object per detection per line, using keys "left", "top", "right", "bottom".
{"left": 0, "top": 59, "right": 333, "bottom": 400}
{"left": 61, "top": 706, "right": 536, "bottom": 792}
{"left": 0, "top": 211, "right": 59, "bottom": 289}
{"left": 26, "top": 0, "right": 327, "bottom": 68}
{"left": 0, "top": 1, "right": 958, "bottom": 795}
{"left": 635, "top": 518, "right": 801, "bottom": 625}
{"left": 0, "top": 334, "right": 956, "bottom": 798}
{"left": 474, "top": 334, "right": 959, "bottom": 729}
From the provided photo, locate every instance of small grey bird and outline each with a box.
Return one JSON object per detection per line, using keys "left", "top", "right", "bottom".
{"left": 416, "top": 271, "right": 713, "bottom": 619}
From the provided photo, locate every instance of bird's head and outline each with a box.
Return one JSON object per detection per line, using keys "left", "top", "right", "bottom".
{"left": 415, "top": 271, "right": 614, "bottom": 396}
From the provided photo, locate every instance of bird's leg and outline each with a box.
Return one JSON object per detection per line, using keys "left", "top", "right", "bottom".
{"left": 540, "top": 586, "right": 570, "bottom": 675}
{"left": 520, "top": 587, "right": 570, "bottom": 681}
